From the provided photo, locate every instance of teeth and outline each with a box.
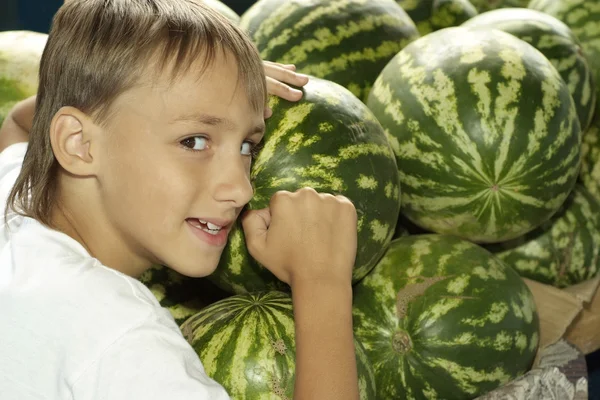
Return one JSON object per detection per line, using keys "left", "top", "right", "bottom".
{"left": 206, "top": 222, "right": 221, "bottom": 230}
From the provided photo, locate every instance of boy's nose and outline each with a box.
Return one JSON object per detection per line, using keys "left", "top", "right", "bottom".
{"left": 211, "top": 157, "right": 254, "bottom": 207}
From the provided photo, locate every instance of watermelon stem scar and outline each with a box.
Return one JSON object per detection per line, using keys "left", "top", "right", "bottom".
{"left": 392, "top": 330, "right": 413, "bottom": 354}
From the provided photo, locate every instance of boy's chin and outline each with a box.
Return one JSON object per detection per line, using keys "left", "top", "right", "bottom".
{"left": 170, "top": 259, "right": 220, "bottom": 279}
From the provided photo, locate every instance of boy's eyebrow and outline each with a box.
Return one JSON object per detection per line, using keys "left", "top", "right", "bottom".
{"left": 172, "top": 113, "right": 265, "bottom": 136}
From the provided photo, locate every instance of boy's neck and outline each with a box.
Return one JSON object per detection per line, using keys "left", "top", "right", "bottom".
{"left": 48, "top": 172, "right": 153, "bottom": 279}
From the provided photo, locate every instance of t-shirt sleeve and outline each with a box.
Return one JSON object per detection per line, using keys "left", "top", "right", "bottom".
{"left": 70, "top": 315, "right": 230, "bottom": 400}
{"left": 0, "top": 142, "right": 27, "bottom": 203}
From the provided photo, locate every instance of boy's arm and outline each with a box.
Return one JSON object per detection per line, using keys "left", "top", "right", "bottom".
{"left": 0, "top": 95, "right": 36, "bottom": 153}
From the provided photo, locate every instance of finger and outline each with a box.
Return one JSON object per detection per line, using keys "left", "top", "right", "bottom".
{"left": 263, "top": 60, "right": 296, "bottom": 71}
{"left": 267, "top": 77, "right": 303, "bottom": 102}
{"left": 241, "top": 208, "right": 272, "bottom": 255}
{"left": 264, "top": 62, "right": 309, "bottom": 87}
{"left": 264, "top": 106, "right": 273, "bottom": 119}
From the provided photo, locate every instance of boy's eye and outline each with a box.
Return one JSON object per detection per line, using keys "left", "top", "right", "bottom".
{"left": 181, "top": 136, "right": 208, "bottom": 151}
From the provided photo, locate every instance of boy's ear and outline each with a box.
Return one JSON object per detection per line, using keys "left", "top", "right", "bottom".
{"left": 50, "top": 106, "right": 99, "bottom": 176}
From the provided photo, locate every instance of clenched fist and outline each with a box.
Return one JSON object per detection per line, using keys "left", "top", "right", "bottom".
{"left": 242, "top": 187, "right": 357, "bottom": 288}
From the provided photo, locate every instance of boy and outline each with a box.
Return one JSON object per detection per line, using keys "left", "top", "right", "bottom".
{"left": 0, "top": 1, "right": 360, "bottom": 399}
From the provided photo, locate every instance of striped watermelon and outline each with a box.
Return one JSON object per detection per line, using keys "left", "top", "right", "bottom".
{"left": 580, "top": 115, "right": 600, "bottom": 201}
{"left": 138, "top": 264, "right": 229, "bottom": 326}
{"left": 469, "top": 0, "right": 529, "bottom": 13}
{"left": 210, "top": 77, "right": 401, "bottom": 294}
{"left": 397, "top": 0, "right": 478, "bottom": 36}
{"left": 352, "top": 234, "right": 539, "bottom": 400}
{"left": 463, "top": 8, "right": 597, "bottom": 132}
{"left": 202, "top": 0, "right": 240, "bottom": 24}
{"left": 367, "top": 26, "right": 582, "bottom": 243}
{"left": 239, "top": 0, "right": 420, "bottom": 102}
{"left": 0, "top": 31, "right": 47, "bottom": 125}
{"left": 181, "top": 291, "right": 376, "bottom": 399}
{"left": 528, "top": 0, "right": 600, "bottom": 114}
{"left": 487, "top": 184, "right": 600, "bottom": 288}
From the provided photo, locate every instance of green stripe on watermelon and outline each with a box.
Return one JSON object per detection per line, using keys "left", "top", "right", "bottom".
{"left": 470, "top": 0, "right": 529, "bottom": 13}
{"left": 463, "top": 8, "right": 597, "bottom": 132}
{"left": 181, "top": 291, "right": 376, "bottom": 399}
{"left": 580, "top": 114, "right": 600, "bottom": 202}
{"left": 487, "top": 184, "right": 600, "bottom": 287}
{"left": 240, "top": 0, "right": 420, "bottom": 102}
{"left": 528, "top": 0, "right": 600, "bottom": 114}
{"left": 398, "top": 0, "right": 478, "bottom": 36}
{"left": 138, "top": 264, "right": 229, "bottom": 326}
{"left": 352, "top": 234, "right": 539, "bottom": 400}
{"left": 211, "top": 76, "right": 401, "bottom": 294}
{"left": 0, "top": 31, "right": 47, "bottom": 124}
{"left": 367, "top": 26, "right": 582, "bottom": 243}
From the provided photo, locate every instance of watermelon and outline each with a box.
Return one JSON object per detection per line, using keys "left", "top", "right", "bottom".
{"left": 202, "top": 0, "right": 240, "bottom": 24}
{"left": 367, "top": 26, "right": 582, "bottom": 243}
{"left": 580, "top": 115, "right": 600, "bottom": 202}
{"left": 0, "top": 31, "right": 47, "bottom": 125}
{"left": 138, "top": 264, "right": 229, "bottom": 326}
{"left": 486, "top": 185, "right": 600, "bottom": 288}
{"left": 181, "top": 291, "right": 376, "bottom": 399}
{"left": 469, "top": 0, "right": 529, "bottom": 13}
{"left": 463, "top": 8, "right": 597, "bottom": 132}
{"left": 398, "top": 0, "right": 478, "bottom": 36}
{"left": 210, "top": 77, "right": 401, "bottom": 294}
{"left": 352, "top": 234, "right": 539, "bottom": 400}
{"left": 239, "top": 0, "right": 420, "bottom": 102}
{"left": 528, "top": 0, "right": 600, "bottom": 114}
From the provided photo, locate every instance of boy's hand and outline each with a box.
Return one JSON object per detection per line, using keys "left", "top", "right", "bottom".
{"left": 242, "top": 187, "right": 357, "bottom": 288}
{"left": 0, "top": 96, "right": 36, "bottom": 153}
{"left": 263, "top": 61, "right": 309, "bottom": 119}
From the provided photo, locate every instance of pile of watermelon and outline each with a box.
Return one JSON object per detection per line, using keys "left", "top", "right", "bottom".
{"left": 2, "top": 0, "right": 600, "bottom": 398}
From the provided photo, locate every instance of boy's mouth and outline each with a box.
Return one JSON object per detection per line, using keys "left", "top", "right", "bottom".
{"left": 186, "top": 218, "right": 229, "bottom": 236}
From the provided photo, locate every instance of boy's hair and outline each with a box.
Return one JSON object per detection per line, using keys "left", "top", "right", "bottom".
{"left": 6, "top": 0, "right": 267, "bottom": 226}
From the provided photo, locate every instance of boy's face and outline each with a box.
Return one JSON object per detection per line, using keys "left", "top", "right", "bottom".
{"left": 96, "top": 51, "right": 265, "bottom": 277}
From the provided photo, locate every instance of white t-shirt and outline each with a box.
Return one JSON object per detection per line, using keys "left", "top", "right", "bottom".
{"left": 0, "top": 143, "right": 230, "bottom": 400}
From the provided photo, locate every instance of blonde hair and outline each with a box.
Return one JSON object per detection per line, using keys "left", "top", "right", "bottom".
{"left": 6, "top": 0, "right": 267, "bottom": 226}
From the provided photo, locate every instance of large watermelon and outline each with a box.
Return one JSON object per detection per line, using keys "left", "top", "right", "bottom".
{"left": 581, "top": 114, "right": 600, "bottom": 202}
{"left": 210, "top": 77, "right": 401, "bottom": 294}
{"left": 487, "top": 185, "right": 600, "bottom": 287}
{"left": 353, "top": 234, "right": 539, "bottom": 400}
{"left": 469, "top": 0, "right": 529, "bottom": 13}
{"left": 398, "top": 0, "right": 478, "bottom": 36}
{"left": 463, "top": 8, "right": 597, "bottom": 132}
{"left": 367, "top": 26, "right": 582, "bottom": 243}
{"left": 181, "top": 291, "right": 376, "bottom": 399}
{"left": 202, "top": 0, "right": 240, "bottom": 24}
{"left": 239, "top": 0, "right": 420, "bottom": 102}
{"left": 0, "top": 31, "right": 47, "bottom": 125}
{"left": 138, "top": 264, "right": 229, "bottom": 326}
{"left": 528, "top": 0, "right": 600, "bottom": 114}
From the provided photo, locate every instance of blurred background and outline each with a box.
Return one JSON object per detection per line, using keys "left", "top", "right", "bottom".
{"left": 0, "top": 0, "right": 254, "bottom": 32}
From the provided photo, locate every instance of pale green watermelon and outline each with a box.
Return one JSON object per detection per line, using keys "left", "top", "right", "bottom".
{"left": 211, "top": 77, "right": 401, "bottom": 294}
{"left": 181, "top": 291, "right": 376, "bottom": 399}
{"left": 487, "top": 185, "right": 600, "bottom": 287}
{"left": 353, "top": 234, "right": 539, "bottom": 399}
{"left": 398, "top": 0, "right": 478, "bottom": 35}
{"left": 0, "top": 31, "right": 47, "bottom": 125}
{"left": 367, "top": 26, "right": 581, "bottom": 243}
{"left": 528, "top": 0, "right": 600, "bottom": 114}
{"left": 240, "top": 0, "right": 420, "bottom": 102}
{"left": 580, "top": 114, "right": 600, "bottom": 202}
{"left": 463, "top": 8, "right": 597, "bottom": 132}
{"left": 138, "top": 264, "right": 229, "bottom": 326}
